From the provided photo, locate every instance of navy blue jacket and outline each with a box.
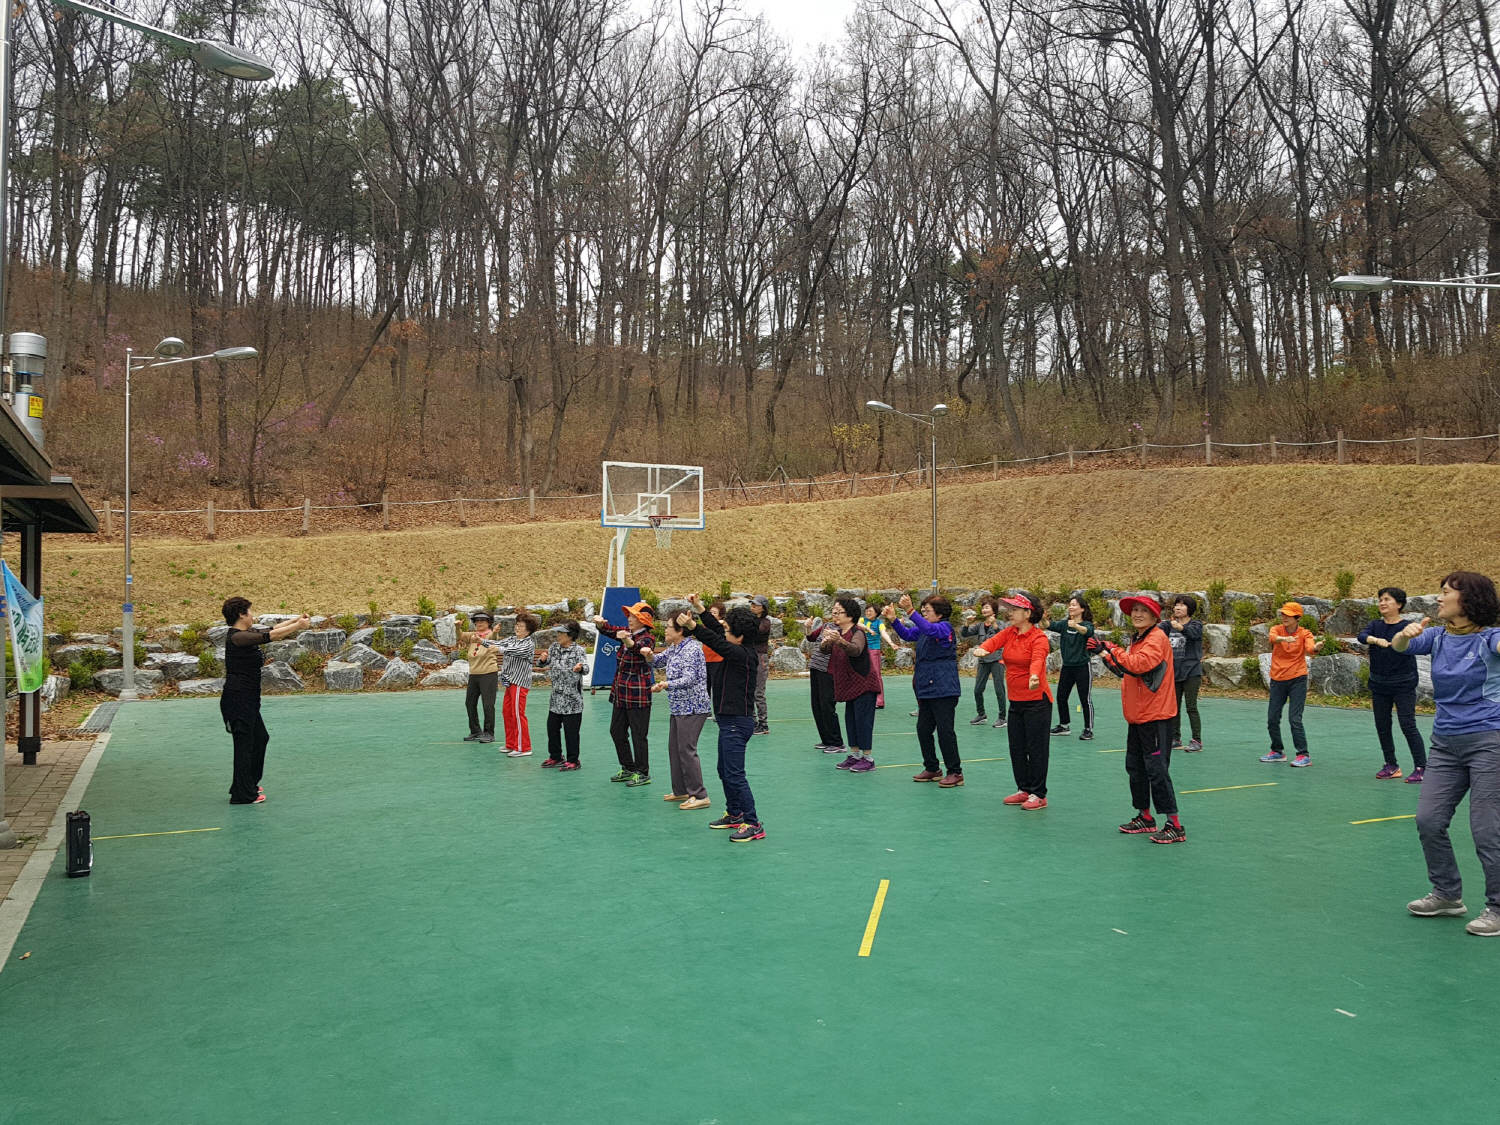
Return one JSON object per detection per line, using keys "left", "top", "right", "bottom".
{"left": 891, "top": 614, "right": 960, "bottom": 699}
{"left": 1359, "top": 617, "right": 1419, "bottom": 692}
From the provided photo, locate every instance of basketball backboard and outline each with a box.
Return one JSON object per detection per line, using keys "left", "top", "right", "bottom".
{"left": 601, "top": 462, "right": 704, "bottom": 530}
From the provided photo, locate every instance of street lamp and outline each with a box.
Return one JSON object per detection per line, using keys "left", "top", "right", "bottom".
{"left": 118, "top": 339, "right": 259, "bottom": 701}
{"left": 51, "top": 1, "right": 276, "bottom": 80}
{"left": 1331, "top": 273, "right": 1500, "bottom": 292}
{"left": 867, "top": 400, "right": 949, "bottom": 591}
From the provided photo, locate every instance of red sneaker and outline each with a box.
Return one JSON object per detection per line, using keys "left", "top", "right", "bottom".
{"left": 1003, "top": 791, "right": 1030, "bottom": 805}
{"left": 1021, "top": 795, "right": 1047, "bottom": 810}
{"left": 541, "top": 758, "right": 563, "bottom": 769}
{"left": 912, "top": 769, "right": 943, "bottom": 782}
{"left": 558, "top": 761, "right": 581, "bottom": 772}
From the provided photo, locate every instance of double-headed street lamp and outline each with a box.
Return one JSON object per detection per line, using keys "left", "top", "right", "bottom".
{"left": 866, "top": 400, "right": 948, "bottom": 591}
{"left": 118, "top": 339, "right": 258, "bottom": 701}
{"left": 1331, "top": 273, "right": 1500, "bottom": 292}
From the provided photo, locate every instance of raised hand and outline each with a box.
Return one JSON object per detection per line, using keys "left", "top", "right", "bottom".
{"left": 898, "top": 594, "right": 914, "bottom": 613}
{"left": 592, "top": 615, "right": 608, "bottom": 626}
{"left": 882, "top": 605, "right": 897, "bottom": 622}
{"left": 676, "top": 611, "right": 695, "bottom": 629}
{"left": 1400, "top": 616, "right": 1430, "bottom": 640}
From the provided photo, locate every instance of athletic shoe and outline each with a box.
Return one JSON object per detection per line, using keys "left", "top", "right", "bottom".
{"left": 814, "top": 743, "right": 835, "bottom": 750}
{"left": 709, "top": 814, "right": 745, "bottom": 830}
{"left": 835, "top": 755, "right": 859, "bottom": 770}
{"left": 938, "top": 773, "right": 964, "bottom": 788}
{"left": 910, "top": 709, "right": 919, "bottom": 717}
{"left": 463, "top": 733, "right": 482, "bottom": 742}
{"left": 1119, "top": 814, "right": 1157, "bottom": 835}
{"left": 847, "top": 758, "right": 875, "bottom": 773}
{"left": 679, "top": 796, "right": 711, "bottom": 810}
{"left": 822, "top": 744, "right": 848, "bottom": 754}
{"left": 969, "top": 715, "right": 989, "bottom": 725}
{"left": 625, "top": 773, "right": 652, "bottom": 786}
{"left": 912, "top": 769, "right": 943, "bottom": 782}
{"left": 991, "top": 718, "right": 1008, "bottom": 729}
{"left": 663, "top": 792, "right": 688, "bottom": 801}
{"left": 1290, "top": 753, "right": 1311, "bottom": 768}
{"left": 610, "top": 769, "right": 633, "bottom": 782}
{"left": 1406, "top": 767, "right": 1425, "bottom": 784}
{"left": 1150, "top": 823, "right": 1186, "bottom": 844}
{"left": 1051, "top": 725, "right": 1071, "bottom": 736}
{"left": 478, "top": 733, "right": 495, "bottom": 744}
{"left": 729, "top": 822, "right": 765, "bottom": 842}
{"left": 1079, "top": 729, "right": 1094, "bottom": 741}
{"left": 1186, "top": 739, "right": 1202, "bottom": 752}
{"left": 1170, "top": 737, "right": 1183, "bottom": 750}
{"left": 1260, "top": 751, "right": 1286, "bottom": 763}
{"left": 1003, "top": 791, "right": 1030, "bottom": 805}
{"left": 1021, "top": 795, "right": 1047, "bottom": 810}
{"left": 754, "top": 723, "right": 770, "bottom": 736}
{"left": 1408, "top": 893, "right": 1467, "bottom": 916}
{"left": 558, "top": 761, "right": 580, "bottom": 772}
{"left": 506, "top": 749, "right": 533, "bottom": 758}
{"left": 541, "top": 758, "right": 563, "bottom": 769}
{"left": 1465, "top": 907, "right": 1500, "bottom": 936}
{"left": 1376, "top": 763, "right": 1403, "bottom": 780}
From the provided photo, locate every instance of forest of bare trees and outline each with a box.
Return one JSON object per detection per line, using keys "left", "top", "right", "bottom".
{"left": 5, "top": 0, "right": 1500, "bottom": 508}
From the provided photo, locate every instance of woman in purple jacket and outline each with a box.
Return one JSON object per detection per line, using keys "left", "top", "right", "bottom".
{"left": 885, "top": 593, "right": 963, "bottom": 786}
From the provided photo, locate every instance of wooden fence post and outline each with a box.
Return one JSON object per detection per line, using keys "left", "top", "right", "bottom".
{"left": 851, "top": 470, "right": 858, "bottom": 497}
{"left": 1269, "top": 435, "right": 1277, "bottom": 463}
{"left": 991, "top": 454, "right": 998, "bottom": 480}
{"left": 1205, "top": 434, "right": 1212, "bottom": 466}
{"left": 1140, "top": 434, "right": 1148, "bottom": 468}
{"left": 528, "top": 487, "right": 536, "bottom": 518}
{"left": 458, "top": 493, "right": 467, "bottom": 526}
{"left": 1415, "top": 427, "right": 1424, "bottom": 465}
{"left": 1067, "top": 444, "right": 1074, "bottom": 469}
{"left": 301, "top": 497, "right": 311, "bottom": 536}
{"left": 204, "top": 499, "right": 214, "bottom": 540}
{"left": 808, "top": 475, "right": 815, "bottom": 501}
{"left": 103, "top": 500, "right": 113, "bottom": 539}
{"left": 1337, "top": 428, "right": 1346, "bottom": 464}
{"left": 381, "top": 491, "right": 390, "bottom": 529}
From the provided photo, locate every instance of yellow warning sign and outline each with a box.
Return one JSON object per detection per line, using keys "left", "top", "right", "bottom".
{"left": 28, "top": 397, "right": 44, "bottom": 418}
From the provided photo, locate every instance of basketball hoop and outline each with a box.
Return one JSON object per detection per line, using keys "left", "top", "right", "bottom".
{"left": 648, "top": 514, "right": 672, "bottom": 548}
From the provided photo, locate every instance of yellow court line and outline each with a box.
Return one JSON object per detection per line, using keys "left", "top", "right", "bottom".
{"left": 1180, "top": 783, "right": 1279, "bottom": 795}
{"left": 872, "top": 756, "right": 1005, "bottom": 769}
{"left": 1098, "top": 749, "right": 1127, "bottom": 753}
{"left": 1351, "top": 814, "right": 1416, "bottom": 825}
{"left": 859, "top": 880, "right": 890, "bottom": 957}
{"left": 93, "top": 828, "right": 222, "bottom": 841}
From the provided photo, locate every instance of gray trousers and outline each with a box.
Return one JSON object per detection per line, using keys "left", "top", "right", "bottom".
{"left": 668, "top": 712, "right": 710, "bottom": 799}
{"left": 1416, "top": 729, "right": 1500, "bottom": 909}
{"left": 754, "top": 656, "right": 769, "bottom": 724}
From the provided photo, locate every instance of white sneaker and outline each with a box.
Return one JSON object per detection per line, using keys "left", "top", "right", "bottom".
{"left": 1466, "top": 906, "right": 1500, "bottom": 936}
{"left": 507, "top": 749, "right": 533, "bottom": 758}
{"left": 1407, "top": 893, "right": 1467, "bottom": 917}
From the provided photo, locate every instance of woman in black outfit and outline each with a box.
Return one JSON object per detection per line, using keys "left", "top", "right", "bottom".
{"left": 220, "top": 597, "right": 310, "bottom": 804}
{"left": 1165, "top": 595, "right": 1205, "bottom": 751}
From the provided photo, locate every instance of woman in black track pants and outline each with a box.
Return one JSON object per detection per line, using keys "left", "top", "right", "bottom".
{"left": 1047, "top": 597, "right": 1095, "bottom": 740}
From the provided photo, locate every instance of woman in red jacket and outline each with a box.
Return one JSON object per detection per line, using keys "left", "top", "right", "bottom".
{"left": 1099, "top": 593, "right": 1184, "bottom": 844}
{"left": 976, "top": 593, "right": 1054, "bottom": 809}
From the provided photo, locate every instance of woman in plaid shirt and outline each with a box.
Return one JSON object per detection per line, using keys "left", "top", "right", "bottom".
{"left": 651, "top": 616, "right": 712, "bottom": 810}
{"left": 592, "top": 602, "right": 656, "bottom": 785}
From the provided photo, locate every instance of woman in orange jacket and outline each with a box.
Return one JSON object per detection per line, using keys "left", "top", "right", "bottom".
{"left": 1261, "top": 601, "right": 1319, "bottom": 766}
{"left": 976, "top": 593, "right": 1054, "bottom": 809}
{"left": 1099, "top": 594, "right": 1185, "bottom": 844}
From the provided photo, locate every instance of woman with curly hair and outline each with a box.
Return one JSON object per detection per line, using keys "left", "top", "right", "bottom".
{"left": 1394, "top": 571, "right": 1500, "bottom": 937}
{"left": 975, "top": 594, "right": 1054, "bottom": 810}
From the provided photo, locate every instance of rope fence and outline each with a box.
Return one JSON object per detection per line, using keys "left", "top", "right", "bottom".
{"left": 90, "top": 426, "right": 1500, "bottom": 541}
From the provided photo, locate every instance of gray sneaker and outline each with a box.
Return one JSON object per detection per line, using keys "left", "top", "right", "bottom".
{"left": 991, "top": 718, "right": 1007, "bottom": 729}
{"left": 1465, "top": 906, "right": 1500, "bottom": 936}
{"left": 1407, "top": 893, "right": 1467, "bottom": 917}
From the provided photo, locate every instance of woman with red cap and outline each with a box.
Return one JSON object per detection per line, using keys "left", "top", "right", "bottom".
{"left": 593, "top": 602, "right": 656, "bottom": 786}
{"left": 975, "top": 593, "right": 1054, "bottom": 809}
{"left": 1099, "top": 593, "right": 1185, "bottom": 844}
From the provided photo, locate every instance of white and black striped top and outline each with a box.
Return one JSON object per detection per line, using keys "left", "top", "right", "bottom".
{"left": 490, "top": 634, "right": 535, "bottom": 688}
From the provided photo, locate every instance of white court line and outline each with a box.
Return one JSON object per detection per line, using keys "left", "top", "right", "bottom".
{"left": 0, "top": 733, "right": 112, "bottom": 971}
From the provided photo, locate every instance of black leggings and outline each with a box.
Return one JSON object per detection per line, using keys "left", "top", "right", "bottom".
{"left": 1007, "top": 699, "right": 1052, "bottom": 797}
{"left": 1173, "top": 676, "right": 1202, "bottom": 741}
{"left": 222, "top": 695, "right": 269, "bottom": 804}
{"left": 1055, "top": 664, "right": 1094, "bottom": 730}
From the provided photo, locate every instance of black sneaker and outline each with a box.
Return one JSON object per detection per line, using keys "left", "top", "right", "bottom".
{"left": 1150, "top": 823, "right": 1186, "bottom": 845}
{"left": 969, "top": 715, "right": 988, "bottom": 725}
{"left": 1170, "top": 737, "right": 1183, "bottom": 750}
{"left": 754, "top": 723, "right": 770, "bottom": 736}
{"left": 1119, "top": 814, "right": 1157, "bottom": 835}
{"left": 463, "top": 733, "right": 482, "bottom": 742}
{"left": 1050, "top": 724, "right": 1071, "bottom": 735}
{"left": 479, "top": 733, "right": 495, "bottom": 744}
{"left": 709, "top": 814, "right": 745, "bottom": 830}
{"left": 821, "top": 744, "right": 848, "bottom": 754}
{"left": 625, "top": 773, "right": 652, "bottom": 787}
{"left": 729, "top": 822, "right": 765, "bottom": 842}
{"left": 1079, "top": 730, "right": 1095, "bottom": 741}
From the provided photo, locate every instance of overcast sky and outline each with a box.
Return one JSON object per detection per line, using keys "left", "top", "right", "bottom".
{"left": 742, "top": 0, "right": 858, "bottom": 54}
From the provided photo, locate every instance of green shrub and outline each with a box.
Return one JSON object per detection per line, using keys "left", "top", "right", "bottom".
{"left": 1318, "top": 631, "right": 1342, "bottom": 657}
{"left": 199, "top": 650, "right": 223, "bottom": 677}
{"left": 1364, "top": 603, "right": 1381, "bottom": 623}
{"left": 990, "top": 582, "right": 1005, "bottom": 598}
{"left": 568, "top": 598, "right": 583, "bottom": 614}
{"left": 1137, "top": 577, "right": 1160, "bottom": 592}
{"left": 334, "top": 613, "right": 358, "bottom": 634}
{"left": 180, "top": 624, "right": 208, "bottom": 657}
{"left": 367, "top": 600, "right": 380, "bottom": 619}
{"left": 1242, "top": 656, "right": 1261, "bottom": 679}
{"left": 1083, "top": 587, "right": 1110, "bottom": 626}
{"left": 67, "top": 661, "right": 92, "bottom": 686}
{"left": 484, "top": 593, "right": 501, "bottom": 616}
{"left": 134, "top": 642, "right": 148, "bottom": 667}
{"left": 781, "top": 615, "right": 805, "bottom": 644}
{"left": 1358, "top": 662, "right": 1370, "bottom": 692}
{"left": 638, "top": 587, "right": 661, "bottom": 614}
{"left": 371, "top": 627, "right": 387, "bottom": 652}
{"left": 293, "top": 650, "right": 324, "bottom": 677}
{"left": 1206, "top": 580, "right": 1226, "bottom": 622}
{"left": 1299, "top": 615, "right": 1319, "bottom": 634}
{"left": 1334, "top": 569, "right": 1356, "bottom": 602}
{"left": 1271, "top": 575, "right": 1293, "bottom": 610}
{"left": 399, "top": 638, "right": 415, "bottom": 660}
{"left": 417, "top": 620, "right": 436, "bottom": 642}
{"left": 822, "top": 582, "right": 837, "bottom": 598}
{"left": 51, "top": 612, "right": 79, "bottom": 637}
{"left": 417, "top": 595, "right": 437, "bottom": 618}
{"left": 455, "top": 612, "right": 471, "bottom": 631}
{"left": 719, "top": 580, "right": 732, "bottom": 600}
{"left": 1230, "top": 601, "right": 1256, "bottom": 655}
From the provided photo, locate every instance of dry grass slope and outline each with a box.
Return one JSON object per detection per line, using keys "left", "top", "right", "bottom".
{"left": 18, "top": 464, "right": 1500, "bottom": 630}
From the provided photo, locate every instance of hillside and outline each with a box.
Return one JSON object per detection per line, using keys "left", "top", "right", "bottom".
{"left": 19, "top": 463, "right": 1500, "bottom": 631}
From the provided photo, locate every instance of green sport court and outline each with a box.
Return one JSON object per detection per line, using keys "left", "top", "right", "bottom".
{"left": 1, "top": 679, "right": 1495, "bottom": 1123}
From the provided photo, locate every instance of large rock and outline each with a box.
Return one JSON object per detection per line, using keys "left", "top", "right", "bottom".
{"left": 1250, "top": 623, "right": 1272, "bottom": 654}
{"left": 799, "top": 591, "right": 832, "bottom": 615}
{"left": 300, "top": 628, "right": 348, "bottom": 654}
{"left": 1202, "top": 623, "right": 1231, "bottom": 657}
{"left": 894, "top": 648, "right": 914, "bottom": 670}
{"left": 1258, "top": 653, "right": 1274, "bottom": 689}
{"left": 1292, "top": 596, "right": 1335, "bottom": 620}
{"left": 1223, "top": 590, "right": 1265, "bottom": 617}
{"left": 432, "top": 614, "right": 460, "bottom": 647}
{"left": 379, "top": 623, "right": 416, "bottom": 646}
{"left": 266, "top": 640, "right": 309, "bottom": 665}
{"left": 1202, "top": 657, "right": 1249, "bottom": 690}
{"left": 1416, "top": 655, "right": 1434, "bottom": 705}
{"left": 410, "top": 639, "right": 448, "bottom": 665}
{"left": 1046, "top": 650, "right": 1062, "bottom": 673}
{"left": 41, "top": 674, "right": 70, "bottom": 712}
{"left": 1327, "top": 598, "right": 1376, "bottom": 636}
{"left": 768, "top": 645, "right": 807, "bottom": 673}
{"left": 375, "top": 657, "right": 421, "bottom": 689}
{"left": 492, "top": 615, "right": 517, "bottom": 636}
{"left": 959, "top": 649, "right": 979, "bottom": 671}
{"left": 144, "top": 652, "right": 202, "bottom": 680}
{"left": 768, "top": 616, "right": 785, "bottom": 640}
{"left": 422, "top": 662, "right": 471, "bottom": 688}
{"left": 206, "top": 624, "right": 231, "bottom": 645}
{"left": 322, "top": 660, "right": 364, "bottom": 692}
{"left": 1310, "top": 654, "right": 1364, "bottom": 697}
{"left": 261, "top": 661, "right": 304, "bottom": 693}
{"left": 346, "top": 627, "right": 377, "bottom": 647}
{"left": 1406, "top": 594, "right": 1441, "bottom": 617}
{"left": 93, "top": 668, "right": 163, "bottom": 696}
{"left": 53, "top": 643, "right": 119, "bottom": 667}
{"left": 177, "top": 678, "right": 225, "bottom": 695}
{"left": 256, "top": 613, "right": 301, "bottom": 627}
{"left": 337, "top": 643, "right": 388, "bottom": 671}
{"left": 659, "top": 598, "right": 693, "bottom": 621}
{"left": 383, "top": 614, "right": 426, "bottom": 626}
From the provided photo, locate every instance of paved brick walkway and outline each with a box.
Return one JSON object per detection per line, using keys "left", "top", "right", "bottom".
{"left": 1, "top": 741, "right": 97, "bottom": 905}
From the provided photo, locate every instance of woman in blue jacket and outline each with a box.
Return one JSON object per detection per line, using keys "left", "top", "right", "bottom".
{"left": 885, "top": 592, "right": 963, "bottom": 787}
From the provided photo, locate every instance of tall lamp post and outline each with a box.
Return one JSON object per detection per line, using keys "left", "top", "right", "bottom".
{"left": 1331, "top": 273, "right": 1500, "bottom": 293}
{"left": 118, "top": 340, "right": 258, "bottom": 701}
{"left": 866, "top": 400, "right": 948, "bottom": 591}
